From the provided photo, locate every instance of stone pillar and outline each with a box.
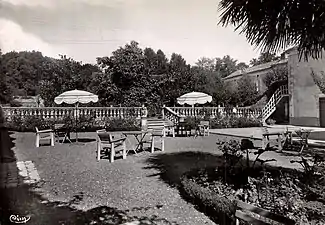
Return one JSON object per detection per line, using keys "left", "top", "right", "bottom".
{"left": 141, "top": 105, "right": 148, "bottom": 130}
{"left": 161, "top": 104, "right": 165, "bottom": 119}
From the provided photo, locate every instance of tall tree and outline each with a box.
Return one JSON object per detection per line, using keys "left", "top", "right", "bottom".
{"left": 250, "top": 52, "right": 280, "bottom": 66}
{"left": 215, "top": 55, "right": 238, "bottom": 78}
{"left": 236, "top": 75, "right": 259, "bottom": 106}
{"left": 144, "top": 47, "right": 158, "bottom": 75}
{"left": 218, "top": 0, "right": 325, "bottom": 60}
{"left": 196, "top": 57, "right": 216, "bottom": 71}
{"left": 156, "top": 49, "right": 168, "bottom": 75}
{"left": 96, "top": 41, "right": 152, "bottom": 107}
{"left": 0, "top": 49, "right": 12, "bottom": 104}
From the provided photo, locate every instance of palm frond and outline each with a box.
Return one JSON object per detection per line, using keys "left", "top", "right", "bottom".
{"left": 218, "top": 0, "right": 325, "bottom": 61}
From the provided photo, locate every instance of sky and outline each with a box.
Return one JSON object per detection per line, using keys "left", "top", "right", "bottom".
{"left": 0, "top": 0, "right": 261, "bottom": 65}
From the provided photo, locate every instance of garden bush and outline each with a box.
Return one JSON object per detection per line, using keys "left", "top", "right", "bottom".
{"left": 104, "top": 117, "right": 141, "bottom": 131}
{"left": 210, "top": 116, "right": 262, "bottom": 129}
{"left": 180, "top": 139, "right": 325, "bottom": 224}
{"left": 180, "top": 172, "right": 237, "bottom": 225}
{"left": 4, "top": 115, "right": 141, "bottom": 132}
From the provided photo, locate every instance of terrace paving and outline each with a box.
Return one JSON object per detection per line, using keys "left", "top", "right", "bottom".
{"left": 1, "top": 128, "right": 320, "bottom": 224}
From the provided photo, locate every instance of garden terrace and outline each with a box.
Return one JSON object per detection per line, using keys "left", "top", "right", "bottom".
{"left": 2, "top": 126, "right": 324, "bottom": 224}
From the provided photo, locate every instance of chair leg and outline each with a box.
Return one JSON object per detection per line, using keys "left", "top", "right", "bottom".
{"left": 172, "top": 128, "right": 175, "bottom": 137}
{"left": 151, "top": 136, "right": 155, "bottom": 153}
{"left": 122, "top": 141, "right": 126, "bottom": 159}
{"left": 110, "top": 143, "right": 115, "bottom": 163}
{"left": 36, "top": 134, "right": 40, "bottom": 147}
{"left": 97, "top": 141, "right": 101, "bottom": 161}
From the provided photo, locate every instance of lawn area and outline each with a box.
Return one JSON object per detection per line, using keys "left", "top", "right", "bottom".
{"left": 1, "top": 130, "right": 313, "bottom": 224}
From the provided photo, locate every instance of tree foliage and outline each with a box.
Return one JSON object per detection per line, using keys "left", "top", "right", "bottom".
{"left": 250, "top": 52, "right": 280, "bottom": 66}
{"left": 0, "top": 41, "right": 270, "bottom": 112}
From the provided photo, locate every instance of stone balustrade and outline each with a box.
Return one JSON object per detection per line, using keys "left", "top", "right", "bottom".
{"left": 169, "top": 106, "right": 262, "bottom": 119}
{"left": 2, "top": 106, "right": 143, "bottom": 121}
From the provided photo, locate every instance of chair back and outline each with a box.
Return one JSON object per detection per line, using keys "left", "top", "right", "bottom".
{"left": 96, "top": 129, "right": 114, "bottom": 143}
{"left": 54, "top": 124, "right": 65, "bottom": 130}
{"left": 35, "top": 127, "right": 40, "bottom": 133}
{"left": 146, "top": 120, "right": 165, "bottom": 135}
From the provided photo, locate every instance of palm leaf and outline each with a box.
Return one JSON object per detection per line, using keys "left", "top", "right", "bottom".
{"left": 218, "top": 0, "right": 325, "bottom": 61}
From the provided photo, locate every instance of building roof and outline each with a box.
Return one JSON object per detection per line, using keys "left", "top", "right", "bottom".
{"left": 223, "top": 58, "right": 288, "bottom": 81}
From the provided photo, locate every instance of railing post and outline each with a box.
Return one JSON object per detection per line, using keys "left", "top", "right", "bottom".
{"left": 161, "top": 105, "right": 165, "bottom": 119}
{"left": 141, "top": 105, "right": 148, "bottom": 130}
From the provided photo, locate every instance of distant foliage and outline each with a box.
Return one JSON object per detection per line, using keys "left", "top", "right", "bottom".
{"left": 0, "top": 44, "right": 282, "bottom": 110}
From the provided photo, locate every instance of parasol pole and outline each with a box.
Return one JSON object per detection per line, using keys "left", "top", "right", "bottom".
{"left": 75, "top": 102, "right": 79, "bottom": 143}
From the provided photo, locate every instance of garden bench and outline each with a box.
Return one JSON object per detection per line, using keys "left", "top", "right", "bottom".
{"left": 35, "top": 127, "right": 54, "bottom": 147}
{"left": 96, "top": 130, "right": 126, "bottom": 162}
{"left": 235, "top": 200, "right": 295, "bottom": 225}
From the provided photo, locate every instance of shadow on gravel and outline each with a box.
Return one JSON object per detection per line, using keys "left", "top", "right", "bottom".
{"left": 0, "top": 128, "right": 178, "bottom": 225}
{"left": 144, "top": 151, "right": 224, "bottom": 187}
{"left": 0, "top": 182, "right": 179, "bottom": 225}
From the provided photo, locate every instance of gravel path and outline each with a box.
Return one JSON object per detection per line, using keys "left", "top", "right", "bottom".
{"left": 12, "top": 132, "right": 218, "bottom": 225}
{"left": 6, "top": 131, "right": 308, "bottom": 225}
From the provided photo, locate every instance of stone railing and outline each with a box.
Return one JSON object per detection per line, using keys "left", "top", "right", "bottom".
{"left": 2, "top": 106, "right": 144, "bottom": 121}
{"left": 169, "top": 106, "right": 262, "bottom": 119}
{"left": 162, "top": 106, "right": 184, "bottom": 125}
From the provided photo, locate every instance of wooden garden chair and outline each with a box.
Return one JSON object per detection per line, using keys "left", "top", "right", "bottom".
{"left": 291, "top": 129, "right": 311, "bottom": 154}
{"left": 35, "top": 127, "right": 54, "bottom": 147}
{"left": 96, "top": 130, "right": 126, "bottom": 162}
{"left": 197, "top": 120, "right": 210, "bottom": 137}
{"left": 142, "top": 127, "right": 165, "bottom": 153}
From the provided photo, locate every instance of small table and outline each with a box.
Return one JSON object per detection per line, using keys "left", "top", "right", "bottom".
{"left": 122, "top": 130, "right": 152, "bottom": 154}
{"left": 54, "top": 124, "right": 72, "bottom": 144}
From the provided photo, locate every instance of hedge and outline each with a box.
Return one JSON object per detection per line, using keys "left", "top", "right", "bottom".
{"left": 183, "top": 116, "right": 262, "bottom": 129}
{"left": 180, "top": 171, "right": 237, "bottom": 225}
{"left": 4, "top": 115, "right": 141, "bottom": 132}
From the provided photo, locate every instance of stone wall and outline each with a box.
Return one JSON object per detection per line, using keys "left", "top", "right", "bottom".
{"left": 288, "top": 49, "right": 325, "bottom": 126}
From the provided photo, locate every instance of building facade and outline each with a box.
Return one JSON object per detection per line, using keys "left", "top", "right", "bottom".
{"left": 224, "top": 47, "right": 325, "bottom": 127}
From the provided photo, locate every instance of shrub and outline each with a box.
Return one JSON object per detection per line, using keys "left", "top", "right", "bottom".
{"left": 210, "top": 116, "right": 262, "bottom": 129}
{"left": 180, "top": 173, "right": 236, "bottom": 225}
{"left": 105, "top": 117, "right": 141, "bottom": 131}
{"left": 183, "top": 117, "right": 199, "bottom": 130}
{"left": 4, "top": 115, "right": 141, "bottom": 132}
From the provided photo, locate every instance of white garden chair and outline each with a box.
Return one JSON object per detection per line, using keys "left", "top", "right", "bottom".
{"left": 35, "top": 127, "right": 54, "bottom": 147}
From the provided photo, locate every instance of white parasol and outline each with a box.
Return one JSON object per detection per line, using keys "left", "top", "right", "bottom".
{"left": 177, "top": 92, "right": 212, "bottom": 106}
{"left": 54, "top": 89, "right": 98, "bottom": 142}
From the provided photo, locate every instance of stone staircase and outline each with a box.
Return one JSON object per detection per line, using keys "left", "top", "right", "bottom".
{"left": 262, "top": 85, "right": 289, "bottom": 124}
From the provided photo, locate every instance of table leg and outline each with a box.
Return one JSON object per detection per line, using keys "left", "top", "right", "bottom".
{"left": 277, "top": 134, "right": 283, "bottom": 151}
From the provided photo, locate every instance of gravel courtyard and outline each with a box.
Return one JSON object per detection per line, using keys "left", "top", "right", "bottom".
{"left": 1, "top": 130, "right": 309, "bottom": 225}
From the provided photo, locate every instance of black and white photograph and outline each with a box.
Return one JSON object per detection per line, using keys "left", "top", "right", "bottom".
{"left": 0, "top": 0, "right": 325, "bottom": 224}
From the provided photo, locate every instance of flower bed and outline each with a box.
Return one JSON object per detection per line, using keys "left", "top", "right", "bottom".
{"left": 180, "top": 139, "right": 325, "bottom": 224}
{"left": 181, "top": 163, "right": 325, "bottom": 224}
